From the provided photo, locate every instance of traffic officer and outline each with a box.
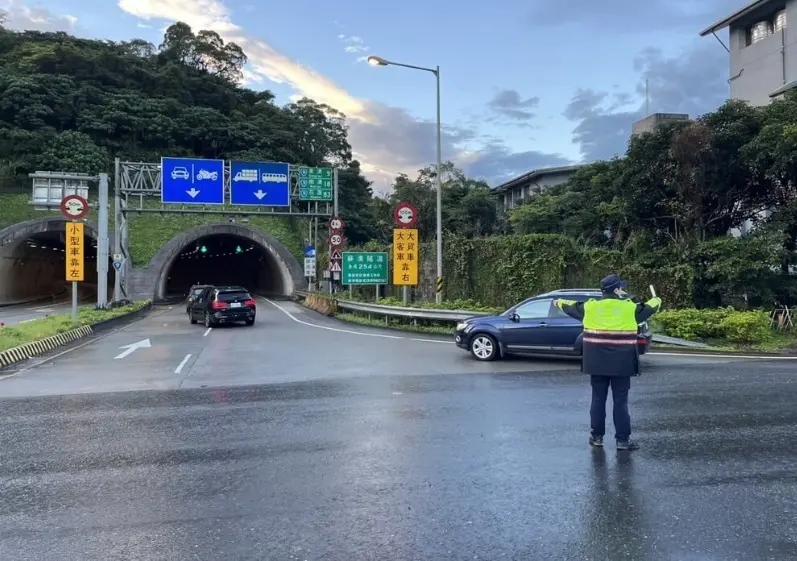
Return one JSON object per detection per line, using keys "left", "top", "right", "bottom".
{"left": 554, "top": 274, "right": 661, "bottom": 450}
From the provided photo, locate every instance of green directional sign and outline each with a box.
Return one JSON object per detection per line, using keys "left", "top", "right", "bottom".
{"left": 298, "top": 166, "right": 333, "bottom": 201}
{"left": 342, "top": 251, "right": 388, "bottom": 285}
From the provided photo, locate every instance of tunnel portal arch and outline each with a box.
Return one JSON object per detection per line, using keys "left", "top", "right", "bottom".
{"left": 0, "top": 217, "right": 102, "bottom": 305}
{"left": 149, "top": 224, "right": 306, "bottom": 300}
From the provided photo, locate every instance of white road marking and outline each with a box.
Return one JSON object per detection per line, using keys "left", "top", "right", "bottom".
{"left": 18, "top": 318, "right": 38, "bottom": 324}
{"left": 175, "top": 354, "right": 191, "bottom": 374}
{"left": 0, "top": 308, "right": 168, "bottom": 380}
{"left": 263, "top": 298, "right": 403, "bottom": 339}
{"left": 113, "top": 339, "right": 151, "bottom": 359}
{"left": 203, "top": 327, "right": 212, "bottom": 337}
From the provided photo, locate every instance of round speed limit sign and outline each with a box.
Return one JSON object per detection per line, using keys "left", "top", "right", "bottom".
{"left": 328, "top": 233, "right": 344, "bottom": 248}
{"left": 329, "top": 216, "right": 344, "bottom": 232}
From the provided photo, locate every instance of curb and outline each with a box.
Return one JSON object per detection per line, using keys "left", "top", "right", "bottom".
{"left": 0, "top": 325, "right": 93, "bottom": 368}
{"left": 0, "top": 303, "right": 154, "bottom": 370}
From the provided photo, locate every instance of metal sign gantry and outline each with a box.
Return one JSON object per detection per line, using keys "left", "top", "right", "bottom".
{"left": 112, "top": 158, "right": 340, "bottom": 301}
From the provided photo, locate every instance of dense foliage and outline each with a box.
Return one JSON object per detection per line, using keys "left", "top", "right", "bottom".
{"left": 0, "top": 21, "right": 377, "bottom": 243}
{"left": 506, "top": 98, "right": 797, "bottom": 308}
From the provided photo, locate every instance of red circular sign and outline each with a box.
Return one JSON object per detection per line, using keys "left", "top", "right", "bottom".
{"left": 329, "top": 216, "right": 345, "bottom": 232}
{"left": 393, "top": 202, "right": 418, "bottom": 228}
{"left": 60, "top": 195, "right": 89, "bottom": 220}
{"left": 328, "top": 233, "right": 344, "bottom": 248}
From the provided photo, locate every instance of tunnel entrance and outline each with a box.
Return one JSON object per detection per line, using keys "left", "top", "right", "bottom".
{"left": 0, "top": 218, "right": 111, "bottom": 306}
{"left": 158, "top": 229, "right": 300, "bottom": 299}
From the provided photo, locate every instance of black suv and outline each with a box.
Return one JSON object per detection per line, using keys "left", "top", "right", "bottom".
{"left": 188, "top": 285, "right": 256, "bottom": 327}
{"left": 186, "top": 284, "right": 211, "bottom": 313}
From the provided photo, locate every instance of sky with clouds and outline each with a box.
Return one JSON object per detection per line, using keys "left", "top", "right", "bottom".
{"left": 1, "top": 0, "right": 750, "bottom": 191}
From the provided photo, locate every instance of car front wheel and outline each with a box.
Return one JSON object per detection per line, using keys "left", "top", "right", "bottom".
{"left": 470, "top": 334, "right": 498, "bottom": 361}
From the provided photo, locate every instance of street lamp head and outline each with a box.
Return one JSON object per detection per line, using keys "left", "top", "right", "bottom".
{"left": 367, "top": 55, "right": 389, "bottom": 66}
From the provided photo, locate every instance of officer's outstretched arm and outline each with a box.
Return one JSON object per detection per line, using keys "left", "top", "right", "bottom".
{"left": 635, "top": 297, "right": 661, "bottom": 322}
{"left": 555, "top": 298, "right": 585, "bottom": 321}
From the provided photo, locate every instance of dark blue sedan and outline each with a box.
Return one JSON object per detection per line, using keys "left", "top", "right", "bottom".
{"left": 454, "top": 289, "right": 653, "bottom": 361}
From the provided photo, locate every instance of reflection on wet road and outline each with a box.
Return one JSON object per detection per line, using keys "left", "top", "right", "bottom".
{"left": 2, "top": 358, "right": 797, "bottom": 560}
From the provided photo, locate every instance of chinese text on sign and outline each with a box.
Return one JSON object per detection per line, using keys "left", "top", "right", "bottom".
{"left": 392, "top": 229, "right": 418, "bottom": 285}
{"left": 341, "top": 252, "right": 388, "bottom": 285}
{"left": 65, "top": 222, "right": 84, "bottom": 281}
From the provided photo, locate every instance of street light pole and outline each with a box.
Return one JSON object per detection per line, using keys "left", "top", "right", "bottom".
{"left": 368, "top": 55, "right": 444, "bottom": 303}
{"left": 434, "top": 66, "right": 442, "bottom": 304}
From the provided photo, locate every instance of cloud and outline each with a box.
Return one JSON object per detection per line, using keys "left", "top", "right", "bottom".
{"left": 117, "top": 0, "right": 568, "bottom": 187}
{"left": 487, "top": 89, "right": 540, "bottom": 121}
{"left": 1, "top": 0, "right": 77, "bottom": 32}
{"left": 563, "top": 41, "right": 729, "bottom": 161}
{"left": 527, "top": 0, "right": 727, "bottom": 32}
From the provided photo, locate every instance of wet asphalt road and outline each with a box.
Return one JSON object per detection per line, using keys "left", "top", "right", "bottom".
{"left": 1, "top": 300, "right": 797, "bottom": 560}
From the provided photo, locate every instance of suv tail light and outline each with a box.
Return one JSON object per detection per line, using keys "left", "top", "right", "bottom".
{"left": 211, "top": 300, "right": 228, "bottom": 310}
{"left": 244, "top": 299, "right": 256, "bottom": 307}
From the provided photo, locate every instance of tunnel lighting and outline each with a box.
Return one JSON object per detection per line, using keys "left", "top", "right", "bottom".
{"left": 200, "top": 245, "right": 207, "bottom": 253}
{"left": 235, "top": 245, "right": 243, "bottom": 253}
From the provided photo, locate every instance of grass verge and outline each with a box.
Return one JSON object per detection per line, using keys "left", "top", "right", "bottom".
{"left": 0, "top": 300, "right": 150, "bottom": 352}
{"left": 336, "top": 312, "right": 454, "bottom": 336}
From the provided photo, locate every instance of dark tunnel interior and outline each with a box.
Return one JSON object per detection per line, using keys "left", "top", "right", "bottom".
{"left": 164, "top": 234, "right": 285, "bottom": 297}
{"left": 0, "top": 229, "right": 111, "bottom": 305}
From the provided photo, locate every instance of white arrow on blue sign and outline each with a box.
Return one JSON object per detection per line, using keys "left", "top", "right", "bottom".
{"left": 113, "top": 261, "right": 122, "bottom": 270}
{"left": 304, "top": 246, "right": 315, "bottom": 257}
{"left": 161, "top": 157, "right": 225, "bottom": 205}
{"left": 230, "top": 161, "right": 291, "bottom": 206}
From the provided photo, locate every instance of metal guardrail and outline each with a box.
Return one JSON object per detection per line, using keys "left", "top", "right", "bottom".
{"left": 293, "top": 290, "right": 707, "bottom": 347}
{"left": 295, "top": 290, "right": 495, "bottom": 322}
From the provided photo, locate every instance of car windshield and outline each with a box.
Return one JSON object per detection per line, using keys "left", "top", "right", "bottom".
{"left": 191, "top": 288, "right": 205, "bottom": 297}
{"left": 217, "top": 291, "right": 250, "bottom": 302}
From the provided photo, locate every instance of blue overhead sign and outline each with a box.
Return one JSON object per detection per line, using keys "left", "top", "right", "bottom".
{"left": 161, "top": 157, "right": 225, "bottom": 204}
{"left": 229, "top": 161, "right": 291, "bottom": 206}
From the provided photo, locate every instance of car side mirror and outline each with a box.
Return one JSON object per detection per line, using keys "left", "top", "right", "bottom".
{"left": 511, "top": 312, "right": 520, "bottom": 322}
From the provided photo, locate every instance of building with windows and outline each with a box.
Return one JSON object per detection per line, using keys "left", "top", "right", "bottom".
{"left": 631, "top": 113, "right": 690, "bottom": 136}
{"left": 700, "top": 0, "right": 795, "bottom": 105}
{"left": 493, "top": 164, "right": 585, "bottom": 212}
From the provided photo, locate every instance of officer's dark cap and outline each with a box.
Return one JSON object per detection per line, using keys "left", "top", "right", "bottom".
{"left": 600, "top": 274, "right": 628, "bottom": 292}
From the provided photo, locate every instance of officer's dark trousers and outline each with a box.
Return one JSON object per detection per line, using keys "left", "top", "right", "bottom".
{"left": 590, "top": 375, "right": 631, "bottom": 441}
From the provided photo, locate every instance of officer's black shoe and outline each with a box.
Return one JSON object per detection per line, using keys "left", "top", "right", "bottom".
{"left": 616, "top": 439, "right": 639, "bottom": 451}
{"left": 589, "top": 435, "right": 603, "bottom": 447}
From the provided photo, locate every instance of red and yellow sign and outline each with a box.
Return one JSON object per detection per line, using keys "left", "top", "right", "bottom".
{"left": 65, "top": 222, "right": 84, "bottom": 282}
{"left": 392, "top": 228, "right": 418, "bottom": 285}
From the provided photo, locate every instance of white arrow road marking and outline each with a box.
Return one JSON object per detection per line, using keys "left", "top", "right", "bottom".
{"left": 254, "top": 189, "right": 266, "bottom": 199}
{"left": 186, "top": 188, "right": 200, "bottom": 198}
{"left": 114, "top": 338, "right": 151, "bottom": 359}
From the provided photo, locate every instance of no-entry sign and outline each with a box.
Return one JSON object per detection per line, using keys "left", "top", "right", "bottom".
{"left": 393, "top": 201, "right": 418, "bottom": 228}
{"left": 60, "top": 194, "right": 89, "bottom": 220}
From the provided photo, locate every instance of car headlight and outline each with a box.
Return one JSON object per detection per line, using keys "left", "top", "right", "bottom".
{"left": 456, "top": 322, "right": 467, "bottom": 331}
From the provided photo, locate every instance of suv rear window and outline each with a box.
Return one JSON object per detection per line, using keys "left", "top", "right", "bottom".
{"left": 216, "top": 291, "right": 250, "bottom": 302}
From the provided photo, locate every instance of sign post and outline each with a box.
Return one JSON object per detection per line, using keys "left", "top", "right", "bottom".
{"left": 60, "top": 195, "right": 88, "bottom": 322}
{"left": 327, "top": 218, "right": 345, "bottom": 292}
{"left": 393, "top": 202, "right": 419, "bottom": 305}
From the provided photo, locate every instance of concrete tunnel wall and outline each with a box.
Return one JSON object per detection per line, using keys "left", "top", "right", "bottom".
{"left": 0, "top": 217, "right": 102, "bottom": 306}
{"left": 128, "top": 223, "right": 307, "bottom": 301}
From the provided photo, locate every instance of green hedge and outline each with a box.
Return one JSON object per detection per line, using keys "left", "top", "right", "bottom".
{"left": 654, "top": 307, "right": 772, "bottom": 344}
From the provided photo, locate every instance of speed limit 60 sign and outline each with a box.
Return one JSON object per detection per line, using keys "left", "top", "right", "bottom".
{"left": 329, "top": 216, "right": 345, "bottom": 232}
